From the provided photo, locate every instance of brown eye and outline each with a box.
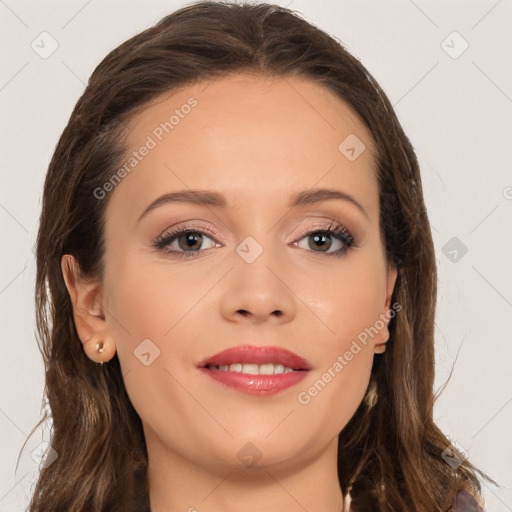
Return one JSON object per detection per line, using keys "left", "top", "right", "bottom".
{"left": 308, "top": 232, "right": 334, "bottom": 252}
{"left": 153, "top": 229, "right": 218, "bottom": 257}
{"left": 177, "top": 232, "right": 205, "bottom": 251}
{"left": 294, "top": 227, "right": 355, "bottom": 257}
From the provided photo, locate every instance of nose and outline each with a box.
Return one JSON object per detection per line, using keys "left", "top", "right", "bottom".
{"left": 219, "top": 242, "right": 297, "bottom": 325}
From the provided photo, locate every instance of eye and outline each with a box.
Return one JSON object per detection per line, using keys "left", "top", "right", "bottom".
{"left": 294, "top": 223, "right": 355, "bottom": 258}
{"left": 152, "top": 228, "right": 220, "bottom": 258}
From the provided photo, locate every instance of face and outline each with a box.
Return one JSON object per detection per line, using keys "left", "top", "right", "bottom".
{"left": 64, "top": 72, "right": 397, "bottom": 478}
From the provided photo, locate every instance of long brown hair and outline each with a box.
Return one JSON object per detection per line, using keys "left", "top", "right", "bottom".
{"left": 27, "top": 1, "right": 496, "bottom": 510}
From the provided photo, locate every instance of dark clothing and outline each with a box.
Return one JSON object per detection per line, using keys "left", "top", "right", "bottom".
{"left": 453, "top": 489, "right": 485, "bottom": 511}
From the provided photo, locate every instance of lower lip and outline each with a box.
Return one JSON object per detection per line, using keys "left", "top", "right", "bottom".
{"left": 198, "top": 367, "right": 309, "bottom": 396}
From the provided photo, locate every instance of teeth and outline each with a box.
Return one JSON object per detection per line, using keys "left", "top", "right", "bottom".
{"left": 208, "top": 363, "right": 296, "bottom": 375}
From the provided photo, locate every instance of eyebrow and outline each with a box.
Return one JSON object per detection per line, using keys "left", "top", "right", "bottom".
{"left": 137, "top": 187, "right": 369, "bottom": 222}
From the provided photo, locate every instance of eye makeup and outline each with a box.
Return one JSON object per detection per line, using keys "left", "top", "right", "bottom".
{"left": 151, "top": 219, "right": 358, "bottom": 259}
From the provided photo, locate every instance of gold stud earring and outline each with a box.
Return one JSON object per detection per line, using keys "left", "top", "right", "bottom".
{"left": 95, "top": 341, "right": 105, "bottom": 366}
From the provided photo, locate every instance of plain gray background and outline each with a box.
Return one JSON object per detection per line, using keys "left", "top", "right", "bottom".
{"left": 1, "top": 0, "right": 511, "bottom": 510}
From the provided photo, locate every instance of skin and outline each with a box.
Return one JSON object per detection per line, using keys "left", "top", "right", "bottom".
{"left": 62, "top": 72, "right": 397, "bottom": 512}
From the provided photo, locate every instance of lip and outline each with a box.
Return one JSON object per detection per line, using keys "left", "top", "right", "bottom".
{"left": 198, "top": 345, "right": 313, "bottom": 370}
{"left": 198, "top": 367, "right": 309, "bottom": 396}
{"left": 197, "top": 345, "right": 312, "bottom": 396}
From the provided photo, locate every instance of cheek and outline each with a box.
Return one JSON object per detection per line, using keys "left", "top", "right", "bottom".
{"left": 105, "top": 253, "right": 197, "bottom": 345}
{"left": 103, "top": 256, "right": 207, "bottom": 458}
{"left": 292, "top": 253, "right": 385, "bottom": 432}
{"left": 297, "top": 249, "right": 386, "bottom": 353}
{"left": 295, "top": 290, "right": 376, "bottom": 438}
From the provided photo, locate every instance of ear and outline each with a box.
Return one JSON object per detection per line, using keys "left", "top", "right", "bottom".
{"left": 61, "top": 254, "right": 116, "bottom": 363}
{"left": 374, "top": 262, "right": 398, "bottom": 354}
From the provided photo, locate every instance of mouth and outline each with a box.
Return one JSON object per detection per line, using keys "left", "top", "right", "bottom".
{"left": 197, "top": 345, "right": 312, "bottom": 396}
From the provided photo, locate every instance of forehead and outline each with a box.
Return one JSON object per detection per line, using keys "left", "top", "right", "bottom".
{"left": 109, "top": 72, "right": 379, "bottom": 221}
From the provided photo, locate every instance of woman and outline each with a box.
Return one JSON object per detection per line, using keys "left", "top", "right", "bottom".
{"left": 28, "top": 1, "right": 495, "bottom": 510}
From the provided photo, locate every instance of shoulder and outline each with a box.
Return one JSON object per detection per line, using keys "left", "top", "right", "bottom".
{"left": 452, "top": 489, "right": 485, "bottom": 512}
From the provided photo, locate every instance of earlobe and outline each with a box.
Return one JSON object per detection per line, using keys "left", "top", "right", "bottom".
{"left": 61, "top": 255, "right": 116, "bottom": 363}
{"left": 374, "top": 263, "right": 398, "bottom": 354}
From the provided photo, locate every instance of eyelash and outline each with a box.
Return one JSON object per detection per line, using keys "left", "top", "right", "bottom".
{"left": 152, "top": 221, "right": 357, "bottom": 259}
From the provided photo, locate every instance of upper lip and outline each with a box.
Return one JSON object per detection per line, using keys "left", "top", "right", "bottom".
{"left": 198, "top": 345, "right": 313, "bottom": 370}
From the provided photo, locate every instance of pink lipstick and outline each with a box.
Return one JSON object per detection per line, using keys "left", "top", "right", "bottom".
{"left": 197, "top": 345, "right": 312, "bottom": 396}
